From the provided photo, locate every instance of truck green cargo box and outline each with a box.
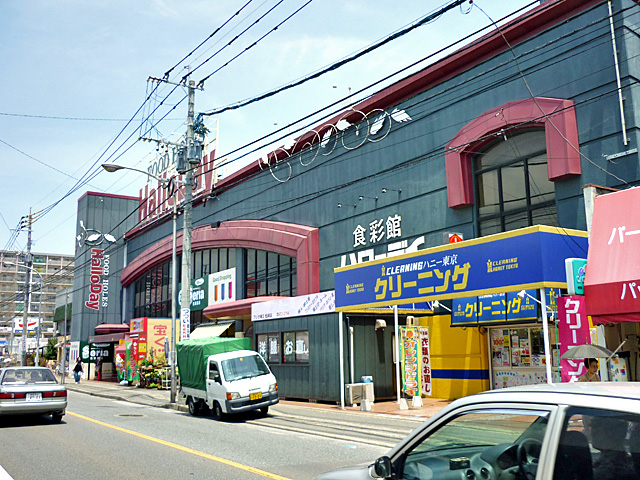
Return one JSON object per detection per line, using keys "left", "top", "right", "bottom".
{"left": 177, "top": 337, "right": 251, "bottom": 391}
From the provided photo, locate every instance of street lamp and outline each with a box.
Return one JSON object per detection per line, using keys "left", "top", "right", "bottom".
{"left": 102, "top": 162, "right": 181, "bottom": 404}
{"left": 517, "top": 290, "right": 554, "bottom": 317}
{"left": 517, "top": 289, "right": 554, "bottom": 384}
{"left": 3, "top": 261, "right": 43, "bottom": 365}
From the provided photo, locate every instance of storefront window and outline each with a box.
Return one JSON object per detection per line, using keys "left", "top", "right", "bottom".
{"left": 133, "top": 259, "right": 172, "bottom": 319}
{"left": 491, "top": 325, "right": 559, "bottom": 389}
{"left": 257, "top": 333, "right": 281, "bottom": 364}
{"left": 283, "top": 331, "right": 309, "bottom": 363}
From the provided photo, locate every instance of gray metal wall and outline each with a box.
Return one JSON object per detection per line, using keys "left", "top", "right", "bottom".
{"left": 253, "top": 314, "right": 343, "bottom": 402}
{"left": 72, "top": 193, "right": 138, "bottom": 341}
{"left": 346, "top": 315, "right": 396, "bottom": 400}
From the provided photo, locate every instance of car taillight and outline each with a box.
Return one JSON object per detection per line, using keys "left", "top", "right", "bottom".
{"left": 0, "top": 392, "right": 26, "bottom": 399}
{"left": 43, "top": 391, "right": 67, "bottom": 398}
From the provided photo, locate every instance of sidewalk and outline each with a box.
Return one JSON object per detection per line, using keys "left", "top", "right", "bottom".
{"left": 60, "top": 376, "right": 451, "bottom": 419}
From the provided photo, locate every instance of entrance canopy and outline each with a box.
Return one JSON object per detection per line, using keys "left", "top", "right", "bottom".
{"left": 334, "top": 226, "right": 588, "bottom": 312}
{"left": 189, "top": 322, "right": 233, "bottom": 339}
{"left": 585, "top": 187, "right": 640, "bottom": 324}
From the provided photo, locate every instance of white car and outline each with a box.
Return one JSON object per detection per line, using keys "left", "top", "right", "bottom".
{"left": 0, "top": 367, "right": 67, "bottom": 423}
{"left": 317, "top": 383, "right": 640, "bottom": 480}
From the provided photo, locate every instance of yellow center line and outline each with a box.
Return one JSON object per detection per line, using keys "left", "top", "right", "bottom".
{"left": 67, "top": 411, "right": 292, "bottom": 480}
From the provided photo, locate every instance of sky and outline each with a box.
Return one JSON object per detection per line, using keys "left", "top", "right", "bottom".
{"left": 0, "top": 0, "right": 537, "bottom": 256}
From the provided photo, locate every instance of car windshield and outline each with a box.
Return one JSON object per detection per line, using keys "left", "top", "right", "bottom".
{"left": 221, "top": 354, "right": 270, "bottom": 382}
{"left": 1, "top": 368, "right": 57, "bottom": 385}
{"left": 416, "top": 410, "right": 547, "bottom": 454}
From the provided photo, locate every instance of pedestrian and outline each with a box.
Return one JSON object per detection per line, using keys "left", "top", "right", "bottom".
{"left": 578, "top": 358, "right": 601, "bottom": 382}
{"left": 96, "top": 357, "right": 102, "bottom": 381}
{"left": 73, "top": 357, "right": 83, "bottom": 384}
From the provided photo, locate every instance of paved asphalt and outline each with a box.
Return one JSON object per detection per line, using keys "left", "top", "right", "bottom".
{"left": 61, "top": 376, "right": 451, "bottom": 419}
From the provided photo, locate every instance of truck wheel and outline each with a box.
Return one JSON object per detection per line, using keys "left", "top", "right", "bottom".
{"left": 212, "top": 401, "right": 224, "bottom": 421}
{"left": 187, "top": 397, "right": 200, "bottom": 416}
{"left": 259, "top": 406, "right": 269, "bottom": 417}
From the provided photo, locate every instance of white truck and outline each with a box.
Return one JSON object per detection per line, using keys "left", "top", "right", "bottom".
{"left": 177, "top": 337, "right": 279, "bottom": 420}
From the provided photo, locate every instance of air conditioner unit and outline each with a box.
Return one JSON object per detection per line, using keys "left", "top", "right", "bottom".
{"left": 345, "top": 382, "right": 375, "bottom": 405}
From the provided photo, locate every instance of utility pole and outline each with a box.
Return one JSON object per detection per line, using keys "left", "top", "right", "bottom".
{"left": 140, "top": 71, "right": 203, "bottom": 401}
{"left": 20, "top": 210, "right": 33, "bottom": 366}
{"left": 180, "top": 77, "right": 197, "bottom": 343}
{"left": 61, "top": 292, "right": 68, "bottom": 384}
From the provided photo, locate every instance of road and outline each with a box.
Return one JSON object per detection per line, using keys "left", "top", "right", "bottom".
{"left": 0, "top": 391, "right": 423, "bottom": 480}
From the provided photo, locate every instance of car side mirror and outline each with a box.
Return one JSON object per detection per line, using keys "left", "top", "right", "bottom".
{"left": 373, "top": 456, "right": 392, "bottom": 479}
{"left": 213, "top": 374, "right": 221, "bottom": 384}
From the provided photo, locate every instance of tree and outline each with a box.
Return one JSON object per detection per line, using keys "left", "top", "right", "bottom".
{"left": 43, "top": 337, "right": 57, "bottom": 360}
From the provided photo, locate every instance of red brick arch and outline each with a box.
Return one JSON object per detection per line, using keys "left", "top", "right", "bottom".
{"left": 445, "top": 97, "right": 581, "bottom": 208}
{"left": 120, "top": 220, "right": 319, "bottom": 295}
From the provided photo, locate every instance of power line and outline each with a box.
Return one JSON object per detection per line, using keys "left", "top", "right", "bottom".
{"left": 195, "top": 0, "right": 314, "bottom": 87}
{"left": 163, "top": 0, "right": 255, "bottom": 80}
{"left": 199, "top": 0, "right": 479, "bottom": 114}
{"left": 0, "top": 138, "right": 102, "bottom": 188}
{"left": 186, "top": 0, "right": 288, "bottom": 82}
{"left": 0, "top": 112, "right": 154, "bottom": 121}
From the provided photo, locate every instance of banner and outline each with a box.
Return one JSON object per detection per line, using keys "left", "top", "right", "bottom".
{"left": 419, "top": 327, "right": 432, "bottom": 396}
{"left": 252, "top": 291, "right": 335, "bottom": 321}
{"left": 558, "top": 296, "right": 590, "bottom": 382}
{"left": 399, "top": 327, "right": 422, "bottom": 397}
{"left": 180, "top": 308, "right": 190, "bottom": 340}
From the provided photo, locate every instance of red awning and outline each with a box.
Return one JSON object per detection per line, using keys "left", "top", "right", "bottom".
{"left": 585, "top": 187, "right": 640, "bottom": 324}
{"left": 202, "top": 297, "right": 287, "bottom": 319}
{"left": 91, "top": 332, "right": 128, "bottom": 343}
{"left": 95, "top": 323, "right": 129, "bottom": 334}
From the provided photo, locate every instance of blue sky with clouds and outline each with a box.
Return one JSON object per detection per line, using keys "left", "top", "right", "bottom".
{"left": 0, "top": 0, "right": 536, "bottom": 255}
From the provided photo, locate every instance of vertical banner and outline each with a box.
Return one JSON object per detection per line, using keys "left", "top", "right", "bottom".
{"left": 180, "top": 308, "right": 190, "bottom": 340}
{"left": 558, "top": 296, "right": 590, "bottom": 382}
{"left": 399, "top": 327, "right": 422, "bottom": 397}
{"left": 419, "top": 327, "right": 432, "bottom": 396}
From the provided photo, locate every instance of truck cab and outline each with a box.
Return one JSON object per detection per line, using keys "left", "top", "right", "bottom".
{"left": 184, "top": 349, "right": 278, "bottom": 419}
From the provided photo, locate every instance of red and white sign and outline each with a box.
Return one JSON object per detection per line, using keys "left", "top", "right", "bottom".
{"left": 585, "top": 187, "right": 640, "bottom": 323}
{"left": 558, "top": 296, "right": 590, "bottom": 382}
{"left": 448, "top": 233, "right": 463, "bottom": 244}
{"left": 85, "top": 248, "right": 109, "bottom": 311}
{"left": 14, "top": 318, "right": 39, "bottom": 332}
{"left": 138, "top": 150, "right": 217, "bottom": 224}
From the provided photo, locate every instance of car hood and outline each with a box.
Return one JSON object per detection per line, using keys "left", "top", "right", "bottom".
{"left": 315, "top": 463, "right": 372, "bottom": 480}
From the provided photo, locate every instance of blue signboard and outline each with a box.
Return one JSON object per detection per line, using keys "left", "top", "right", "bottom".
{"left": 545, "top": 288, "right": 562, "bottom": 315}
{"left": 334, "top": 227, "right": 588, "bottom": 311}
{"left": 452, "top": 289, "right": 540, "bottom": 326}
{"left": 452, "top": 297, "right": 476, "bottom": 326}
{"left": 506, "top": 290, "right": 538, "bottom": 322}
{"left": 478, "top": 293, "right": 506, "bottom": 323}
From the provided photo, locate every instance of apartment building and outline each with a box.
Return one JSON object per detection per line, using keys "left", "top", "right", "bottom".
{"left": 0, "top": 250, "right": 74, "bottom": 355}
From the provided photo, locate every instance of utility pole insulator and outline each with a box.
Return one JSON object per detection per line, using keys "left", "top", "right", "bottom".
{"left": 176, "top": 146, "right": 188, "bottom": 174}
{"left": 188, "top": 142, "right": 202, "bottom": 165}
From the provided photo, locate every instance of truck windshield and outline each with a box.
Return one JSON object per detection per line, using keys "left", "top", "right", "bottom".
{"left": 221, "top": 354, "right": 270, "bottom": 382}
